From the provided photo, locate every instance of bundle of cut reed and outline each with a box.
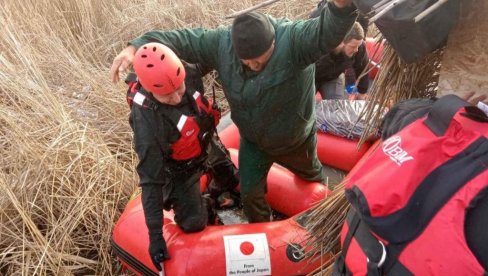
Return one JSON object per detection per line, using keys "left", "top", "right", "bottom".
{"left": 358, "top": 40, "right": 443, "bottom": 144}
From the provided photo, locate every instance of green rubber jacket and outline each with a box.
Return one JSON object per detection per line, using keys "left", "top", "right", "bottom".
{"left": 130, "top": 3, "right": 357, "bottom": 155}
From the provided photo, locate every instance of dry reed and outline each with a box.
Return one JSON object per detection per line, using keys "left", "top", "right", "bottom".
{"left": 359, "top": 40, "right": 444, "bottom": 144}
{"left": 0, "top": 0, "right": 318, "bottom": 274}
{"left": 302, "top": 183, "right": 349, "bottom": 276}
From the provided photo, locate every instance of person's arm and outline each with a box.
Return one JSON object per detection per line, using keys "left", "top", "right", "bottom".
{"left": 130, "top": 28, "right": 222, "bottom": 68}
{"left": 142, "top": 184, "right": 170, "bottom": 271}
{"left": 309, "top": 0, "right": 327, "bottom": 19}
{"left": 290, "top": 0, "right": 357, "bottom": 67}
{"left": 110, "top": 27, "right": 223, "bottom": 84}
{"left": 354, "top": 43, "right": 370, "bottom": 95}
{"left": 130, "top": 109, "right": 170, "bottom": 270}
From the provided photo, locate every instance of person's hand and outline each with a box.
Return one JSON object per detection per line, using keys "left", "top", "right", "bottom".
{"left": 465, "top": 91, "right": 488, "bottom": 105}
{"left": 149, "top": 233, "right": 170, "bottom": 271}
{"left": 332, "top": 0, "right": 353, "bottom": 9}
{"left": 110, "top": 45, "right": 137, "bottom": 84}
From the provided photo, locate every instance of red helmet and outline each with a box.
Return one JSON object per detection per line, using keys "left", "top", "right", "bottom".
{"left": 133, "top": 42, "right": 186, "bottom": 95}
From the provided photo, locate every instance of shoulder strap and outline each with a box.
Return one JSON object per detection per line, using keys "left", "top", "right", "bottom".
{"left": 126, "top": 86, "right": 158, "bottom": 111}
{"left": 339, "top": 209, "right": 412, "bottom": 276}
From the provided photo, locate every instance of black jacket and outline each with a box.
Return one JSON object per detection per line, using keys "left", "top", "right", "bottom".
{"left": 128, "top": 64, "right": 208, "bottom": 234}
{"left": 314, "top": 42, "right": 369, "bottom": 94}
{"left": 129, "top": 63, "right": 207, "bottom": 187}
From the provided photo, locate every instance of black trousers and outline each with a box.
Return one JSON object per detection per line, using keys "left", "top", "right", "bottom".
{"left": 165, "top": 135, "right": 239, "bottom": 231}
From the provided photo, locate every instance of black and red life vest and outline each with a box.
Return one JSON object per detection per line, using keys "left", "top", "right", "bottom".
{"left": 126, "top": 74, "right": 220, "bottom": 161}
{"left": 336, "top": 95, "right": 488, "bottom": 276}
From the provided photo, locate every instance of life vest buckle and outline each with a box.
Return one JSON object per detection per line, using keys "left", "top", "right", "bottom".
{"left": 367, "top": 240, "right": 387, "bottom": 268}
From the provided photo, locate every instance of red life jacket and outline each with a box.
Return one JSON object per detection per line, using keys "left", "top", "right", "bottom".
{"left": 336, "top": 95, "right": 488, "bottom": 276}
{"left": 126, "top": 74, "right": 220, "bottom": 161}
{"left": 167, "top": 91, "right": 217, "bottom": 161}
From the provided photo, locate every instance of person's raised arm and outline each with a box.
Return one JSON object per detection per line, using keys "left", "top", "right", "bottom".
{"left": 110, "top": 28, "right": 222, "bottom": 84}
{"left": 290, "top": 0, "right": 357, "bottom": 67}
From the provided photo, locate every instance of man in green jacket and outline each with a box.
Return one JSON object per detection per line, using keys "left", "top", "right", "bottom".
{"left": 111, "top": 0, "right": 357, "bottom": 223}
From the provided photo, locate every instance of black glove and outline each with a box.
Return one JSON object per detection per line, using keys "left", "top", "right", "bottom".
{"left": 149, "top": 232, "right": 170, "bottom": 271}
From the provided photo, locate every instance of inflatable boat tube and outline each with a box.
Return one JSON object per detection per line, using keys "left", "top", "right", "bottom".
{"left": 226, "top": 148, "right": 329, "bottom": 216}
{"left": 111, "top": 195, "right": 329, "bottom": 276}
{"left": 316, "top": 131, "right": 370, "bottom": 172}
{"left": 218, "top": 122, "right": 240, "bottom": 150}
{"left": 219, "top": 122, "right": 370, "bottom": 172}
{"left": 199, "top": 147, "right": 329, "bottom": 217}
{"left": 111, "top": 120, "right": 370, "bottom": 276}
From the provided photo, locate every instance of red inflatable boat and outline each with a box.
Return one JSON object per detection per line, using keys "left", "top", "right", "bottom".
{"left": 112, "top": 194, "right": 332, "bottom": 276}
{"left": 111, "top": 147, "right": 331, "bottom": 275}
{"left": 111, "top": 121, "right": 371, "bottom": 275}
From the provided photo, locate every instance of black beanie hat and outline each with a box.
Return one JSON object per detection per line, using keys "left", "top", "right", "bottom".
{"left": 231, "top": 12, "right": 275, "bottom": 59}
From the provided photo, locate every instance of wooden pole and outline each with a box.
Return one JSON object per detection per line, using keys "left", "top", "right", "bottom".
{"left": 225, "top": 0, "right": 281, "bottom": 19}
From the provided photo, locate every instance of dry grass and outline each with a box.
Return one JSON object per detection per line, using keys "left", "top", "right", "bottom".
{"left": 0, "top": 0, "right": 317, "bottom": 274}
{"left": 359, "top": 39, "right": 443, "bottom": 144}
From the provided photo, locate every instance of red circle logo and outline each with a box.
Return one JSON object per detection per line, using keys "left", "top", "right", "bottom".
{"left": 240, "top": 241, "right": 254, "bottom": 255}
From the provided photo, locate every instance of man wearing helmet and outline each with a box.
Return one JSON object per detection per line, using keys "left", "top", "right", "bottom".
{"left": 111, "top": 0, "right": 355, "bottom": 227}
{"left": 126, "top": 42, "right": 239, "bottom": 272}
